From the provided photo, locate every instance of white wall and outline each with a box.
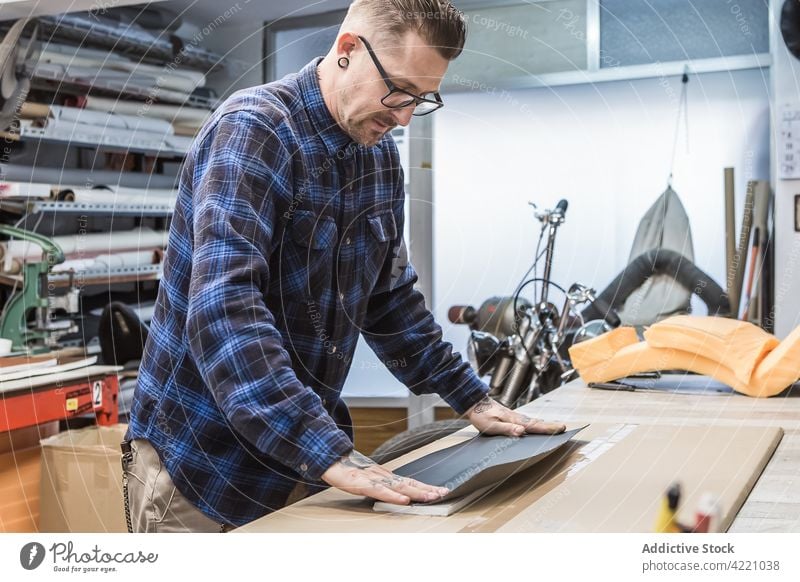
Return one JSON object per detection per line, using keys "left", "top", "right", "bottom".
{"left": 432, "top": 68, "right": 771, "bottom": 351}
{"left": 343, "top": 67, "right": 770, "bottom": 398}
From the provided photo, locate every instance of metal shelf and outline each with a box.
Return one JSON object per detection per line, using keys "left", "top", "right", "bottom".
{"left": 0, "top": 200, "right": 174, "bottom": 217}
{"left": 17, "top": 119, "right": 191, "bottom": 157}
{"left": 0, "top": 264, "right": 163, "bottom": 289}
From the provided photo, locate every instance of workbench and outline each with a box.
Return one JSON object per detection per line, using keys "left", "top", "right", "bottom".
{"left": 0, "top": 364, "right": 121, "bottom": 431}
{"left": 236, "top": 375, "right": 800, "bottom": 533}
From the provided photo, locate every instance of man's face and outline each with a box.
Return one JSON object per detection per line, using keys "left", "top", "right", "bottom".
{"left": 335, "top": 31, "right": 449, "bottom": 146}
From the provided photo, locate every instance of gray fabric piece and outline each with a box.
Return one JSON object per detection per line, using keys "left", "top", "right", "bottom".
{"left": 393, "top": 426, "right": 588, "bottom": 502}
{"left": 619, "top": 186, "right": 695, "bottom": 325}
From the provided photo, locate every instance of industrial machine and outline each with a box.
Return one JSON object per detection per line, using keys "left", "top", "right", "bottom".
{"left": 0, "top": 224, "right": 79, "bottom": 353}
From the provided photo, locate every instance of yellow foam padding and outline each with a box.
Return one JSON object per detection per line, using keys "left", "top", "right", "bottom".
{"left": 567, "top": 326, "right": 640, "bottom": 370}
{"left": 574, "top": 341, "right": 750, "bottom": 394}
{"left": 644, "top": 315, "right": 779, "bottom": 385}
{"left": 749, "top": 323, "right": 800, "bottom": 397}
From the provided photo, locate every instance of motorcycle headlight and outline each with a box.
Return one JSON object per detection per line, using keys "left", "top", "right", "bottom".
{"left": 572, "top": 319, "right": 612, "bottom": 344}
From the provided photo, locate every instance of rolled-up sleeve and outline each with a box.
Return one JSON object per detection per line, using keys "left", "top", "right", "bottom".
{"left": 185, "top": 111, "right": 353, "bottom": 480}
{"left": 361, "top": 171, "right": 489, "bottom": 415}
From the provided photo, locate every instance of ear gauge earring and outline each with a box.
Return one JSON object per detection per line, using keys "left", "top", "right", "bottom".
{"left": 338, "top": 56, "right": 350, "bottom": 69}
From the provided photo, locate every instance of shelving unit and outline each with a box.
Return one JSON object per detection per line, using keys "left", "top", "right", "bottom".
{"left": 0, "top": 2, "right": 224, "bottom": 362}
{"left": 16, "top": 119, "right": 192, "bottom": 157}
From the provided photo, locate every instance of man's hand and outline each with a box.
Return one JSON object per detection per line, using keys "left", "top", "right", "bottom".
{"left": 321, "top": 450, "right": 448, "bottom": 505}
{"left": 466, "top": 395, "right": 566, "bottom": 437}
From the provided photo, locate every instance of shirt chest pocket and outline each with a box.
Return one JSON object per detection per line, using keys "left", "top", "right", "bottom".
{"left": 362, "top": 209, "right": 397, "bottom": 295}
{"left": 272, "top": 210, "right": 338, "bottom": 300}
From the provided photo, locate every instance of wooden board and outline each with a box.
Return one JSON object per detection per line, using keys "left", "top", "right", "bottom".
{"left": 0, "top": 365, "right": 121, "bottom": 395}
{"left": 235, "top": 420, "right": 781, "bottom": 533}
{"left": 0, "top": 356, "right": 96, "bottom": 382}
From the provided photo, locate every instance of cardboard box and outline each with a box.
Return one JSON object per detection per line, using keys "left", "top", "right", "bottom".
{"left": 39, "top": 424, "right": 128, "bottom": 533}
{"left": 0, "top": 423, "right": 58, "bottom": 533}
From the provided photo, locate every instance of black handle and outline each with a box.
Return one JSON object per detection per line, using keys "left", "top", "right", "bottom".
{"left": 448, "top": 305, "right": 476, "bottom": 325}
{"left": 590, "top": 296, "right": 621, "bottom": 328}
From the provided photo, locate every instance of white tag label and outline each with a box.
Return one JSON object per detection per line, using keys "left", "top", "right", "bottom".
{"left": 92, "top": 380, "right": 103, "bottom": 408}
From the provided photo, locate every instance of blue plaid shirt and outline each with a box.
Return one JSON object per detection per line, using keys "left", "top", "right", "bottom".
{"left": 126, "top": 57, "right": 489, "bottom": 527}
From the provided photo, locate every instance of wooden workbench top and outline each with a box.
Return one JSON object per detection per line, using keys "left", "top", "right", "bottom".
{"left": 235, "top": 376, "right": 800, "bottom": 533}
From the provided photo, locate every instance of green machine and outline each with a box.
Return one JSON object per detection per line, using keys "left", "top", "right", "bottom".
{"left": 0, "top": 225, "right": 78, "bottom": 353}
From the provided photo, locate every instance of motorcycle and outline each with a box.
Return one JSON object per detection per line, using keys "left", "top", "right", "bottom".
{"left": 370, "top": 199, "right": 620, "bottom": 463}
{"left": 447, "top": 199, "right": 621, "bottom": 408}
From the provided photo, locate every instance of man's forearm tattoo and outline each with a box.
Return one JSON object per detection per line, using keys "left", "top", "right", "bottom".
{"left": 472, "top": 395, "right": 495, "bottom": 414}
{"left": 340, "top": 450, "right": 376, "bottom": 469}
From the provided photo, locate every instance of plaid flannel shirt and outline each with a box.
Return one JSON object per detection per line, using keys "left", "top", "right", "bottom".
{"left": 126, "top": 57, "right": 489, "bottom": 527}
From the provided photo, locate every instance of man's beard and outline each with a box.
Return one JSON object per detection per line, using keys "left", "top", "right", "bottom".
{"left": 345, "top": 111, "right": 396, "bottom": 146}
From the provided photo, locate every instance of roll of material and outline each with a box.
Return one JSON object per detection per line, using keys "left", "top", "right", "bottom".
{"left": 724, "top": 167, "right": 736, "bottom": 310}
{"left": 30, "top": 62, "right": 194, "bottom": 104}
{"left": 51, "top": 249, "right": 160, "bottom": 273}
{"left": 35, "top": 41, "right": 129, "bottom": 64}
{"left": 0, "top": 180, "right": 51, "bottom": 198}
{"left": 0, "top": 19, "right": 37, "bottom": 130}
{"left": 731, "top": 181, "right": 756, "bottom": 318}
{"left": 35, "top": 42, "right": 206, "bottom": 92}
{"left": 0, "top": 164, "right": 179, "bottom": 190}
{"left": 18, "top": 101, "right": 50, "bottom": 119}
{"left": 747, "top": 180, "right": 772, "bottom": 323}
{"left": 36, "top": 13, "right": 223, "bottom": 71}
{"left": 80, "top": 96, "right": 211, "bottom": 126}
{"left": 48, "top": 105, "right": 174, "bottom": 135}
{"left": 55, "top": 185, "right": 177, "bottom": 207}
{"left": 0, "top": 227, "right": 169, "bottom": 271}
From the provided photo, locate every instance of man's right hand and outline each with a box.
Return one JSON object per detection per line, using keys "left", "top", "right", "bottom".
{"left": 321, "top": 450, "right": 448, "bottom": 505}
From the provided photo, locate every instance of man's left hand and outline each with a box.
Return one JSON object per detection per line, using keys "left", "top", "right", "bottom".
{"left": 466, "top": 394, "right": 566, "bottom": 437}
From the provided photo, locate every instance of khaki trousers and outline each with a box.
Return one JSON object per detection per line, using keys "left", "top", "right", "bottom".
{"left": 121, "top": 438, "right": 232, "bottom": 533}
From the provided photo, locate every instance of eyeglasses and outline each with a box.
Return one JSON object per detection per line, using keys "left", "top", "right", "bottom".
{"left": 357, "top": 35, "right": 444, "bottom": 117}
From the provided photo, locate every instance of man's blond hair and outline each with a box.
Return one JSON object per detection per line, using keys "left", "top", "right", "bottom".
{"left": 344, "top": 0, "right": 467, "bottom": 60}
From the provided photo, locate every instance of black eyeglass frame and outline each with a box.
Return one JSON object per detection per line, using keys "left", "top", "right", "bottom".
{"left": 357, "top": 35, "right": 444, "bottom": 117}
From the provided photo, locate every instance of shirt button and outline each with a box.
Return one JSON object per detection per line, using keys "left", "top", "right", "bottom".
{"left": 345, "top": 237, "right": 351, "bottom": 245}
{"left": 299, "top": 463, "right": 308, "bottom": 472}
{"left": 322, "top": 398, "right": 327, "bottom": 406}
{"left": 339, "top": 292, "right": 344, "bottom": 301}
{"left": 331, "top": 346, "right": 337, "bottom": 353}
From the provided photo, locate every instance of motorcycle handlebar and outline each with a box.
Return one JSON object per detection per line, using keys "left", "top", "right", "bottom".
{"left": 448, "top": 305, "right": 476, "bottom": 325}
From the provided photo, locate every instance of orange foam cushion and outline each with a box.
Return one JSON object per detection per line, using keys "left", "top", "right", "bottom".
{"left": 643, "top": 315, "right": 779, "bottom": 385}
{"left": 568, "top": 326, "right": 640, "bottom": 370}
{"left": 575, "top": 341, "right": 749, "bottom": 394}
{"left": 749, "top": 324, "right": 800, "bottom": 397}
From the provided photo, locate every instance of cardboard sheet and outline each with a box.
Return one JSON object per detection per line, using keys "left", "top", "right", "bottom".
{"left": 392, "top": 426, "right": 587, "bottom": 502}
